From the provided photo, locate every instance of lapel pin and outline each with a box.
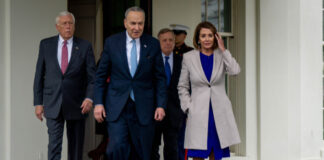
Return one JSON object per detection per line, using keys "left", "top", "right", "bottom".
{"left": 144, "top": 44, "right": 147, "bottom": 48}
{"left": 75, "top": 46, "right": 79, "bottom": 50}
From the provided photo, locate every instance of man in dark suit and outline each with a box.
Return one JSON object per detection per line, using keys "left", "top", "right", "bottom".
{"left": 33, "top": 11, "right": 96, "bottom": 160}
{"left": 170, "top": 24, "right": 193, "bottom": 160}
{"left": 93, "top": 6, "right": 167, "bottom": 160}
{"left": 151, "top": 28, "right": 184, "bottom": 160}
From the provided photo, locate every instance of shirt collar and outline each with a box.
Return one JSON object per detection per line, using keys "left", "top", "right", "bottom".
{"left": 126, "top": 31, "right": 140, "bottom": 43}
{"left": 59, "top": 35, "right": 73, "bottom": 45}
{"left": 162, "top": 52, "right": 173, "bottom": 58}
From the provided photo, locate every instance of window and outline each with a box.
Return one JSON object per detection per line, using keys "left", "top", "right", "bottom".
{"left": 202, "top": 0, "right": 232, "bottom": 34}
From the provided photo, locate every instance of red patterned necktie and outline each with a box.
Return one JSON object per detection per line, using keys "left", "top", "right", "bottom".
{"left": 61, "top": 40, "right": 68, "bottom": 74}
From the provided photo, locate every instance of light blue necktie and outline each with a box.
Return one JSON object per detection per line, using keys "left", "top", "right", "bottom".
{"left": 130, "top": 39, "right": 137, "bottom": 100}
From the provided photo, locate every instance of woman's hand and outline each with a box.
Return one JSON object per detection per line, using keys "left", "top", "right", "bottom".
{"left": 215, "top": 33, "right": 226, "bottom": 52}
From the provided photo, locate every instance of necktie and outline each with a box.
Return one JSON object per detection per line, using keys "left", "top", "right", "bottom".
{"left": 165, "top": 56, "right": 171, "bottom": 86}
{"left": 61, "top": 40, "right": 68, "bottom": 74}
{"left": 130, "top": 39, "right": 137, "bottom": 100}
{"left": 130, "top": 39, "right": 137, "bottom": 77}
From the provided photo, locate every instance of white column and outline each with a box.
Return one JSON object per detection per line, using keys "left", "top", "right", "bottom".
{"left": 258, "top": 0, "right": 298, "bottom": 159}
{"left": 258, "top": 0, "right": 322, "bottom": 159}
{"left": 242, "top": 0, "right": 258, "bottom": 159}
{"left": 300, "top": 0, "right": 323, "bottom": 159}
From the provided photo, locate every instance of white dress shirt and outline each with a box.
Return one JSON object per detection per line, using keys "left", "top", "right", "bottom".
{"left": 126, "top": 32, "right": 140, "bottom": 72}
{"left": 57, "top": 35, "right": 73, "bottom": 68}
{"left": 162, "top": 52, "right": 174, "bottom": 73}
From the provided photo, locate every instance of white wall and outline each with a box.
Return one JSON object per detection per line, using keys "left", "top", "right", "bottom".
{"left": 152, "top": 0, "right": 200, "bottom": 47}
{"left": 5, "top": 0, "right": 66, "bottom": 159}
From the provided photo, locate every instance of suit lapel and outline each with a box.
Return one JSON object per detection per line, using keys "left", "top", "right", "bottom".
{"left": 65, "top": 37, "right": 79, "bottom": 75}
{"left": 192, "top": 51, "right": 209, "bottom": 84}
{"left": 134, "top": 35, "right": 149, "bottom": 77}
{"left": 120, "top": 32, "right": 132, "bottom": 77}
{"left": 171, "top": 53, "right": 180, "bottom": 81}
{"left": 168, "top": 53, "right": 180, "bottom": 88}
{"left": 52, "top": 36, "right": 62, "bottom": 75}
{"left": 210, "top": 49, "right": 222, "bottom": 83}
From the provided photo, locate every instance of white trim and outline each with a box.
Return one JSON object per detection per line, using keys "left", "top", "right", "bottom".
{"left": 219, "top": 32, "right": 234, "bottom": 37}
{"left": 188, "top": 156, "right": 248, "bottom": 160}
{"left": 4, "top": 0, "right": 11, "bottom": 159}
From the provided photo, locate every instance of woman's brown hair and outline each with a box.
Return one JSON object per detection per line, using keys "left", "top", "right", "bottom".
{"left": 193, "top": 21, "right": 218, "bottom": 50}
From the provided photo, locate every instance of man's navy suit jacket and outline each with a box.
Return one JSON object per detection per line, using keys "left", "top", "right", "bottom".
{"left": 164, "top": 53, "right": 185, "bottom": 129}
{"left": 33, "top": 35, "right": 96, "bottom": 120}
{"left": 94, "top": 31, "right": 167, "bottom": 125}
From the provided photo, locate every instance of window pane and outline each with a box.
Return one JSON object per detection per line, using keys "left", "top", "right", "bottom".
{"left": 202, "top": 0, "right": 206, "bottom": 21}
{"left": 222, "top": 37, "right": 227, "bottom": 48}
{"left": 220, "top": 0, "right": 231, "bottom": 32}
{"left": 323, "top": 11, "right": 324, "bottom": 41}
{"left": 207, "top": 0, "right": 219, "bottom": 29}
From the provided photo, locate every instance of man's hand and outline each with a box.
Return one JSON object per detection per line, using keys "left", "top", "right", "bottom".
{"left": 81, "top": 99, "right": 93, "bottom": 114}
{"left": 35, "top": 105, "right": 44, "bottom": 121}
{"left": 154, "top": 107, "right": 165, "bottom": 121}
{"left": 94, "top": 105, "right": 106, "bottom": 123}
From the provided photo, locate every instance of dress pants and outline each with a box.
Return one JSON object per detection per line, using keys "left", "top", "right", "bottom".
{"left": 178, "top": 115, "right": 187, "bottom": 160}
{"left": 151, "top": 118, "right": 179, "bottom": 160}
{"left": 106, "top": 98, "right": 155, "bottom": 160}
{"left": 46, "top": 110, "right": 85, "bottom": 160}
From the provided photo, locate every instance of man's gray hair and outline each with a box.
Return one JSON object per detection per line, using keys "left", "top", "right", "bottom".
{"left": 55, "top": 11, "right": 75, "bottom": 24}
{"left": 158, "top": 28, "right": 175, "bottom": 38}
{"left": 124, "top": 6, "right": 145, "bottom": 19}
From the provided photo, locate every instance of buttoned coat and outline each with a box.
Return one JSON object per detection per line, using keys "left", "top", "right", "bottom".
{"left": 177, "top": 49, "right": 241, "bottom": 149}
